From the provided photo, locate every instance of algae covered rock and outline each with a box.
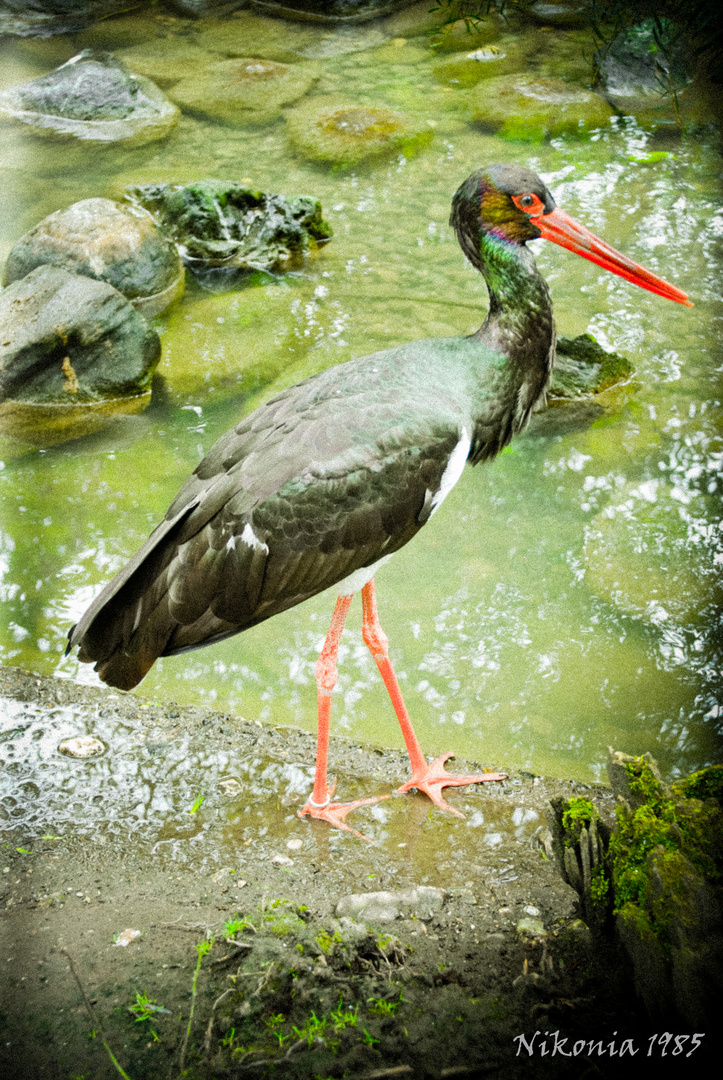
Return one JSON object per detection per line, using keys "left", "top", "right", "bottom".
{"left": 0, "top": 50, "right": 179, "bottom": 147}
{"left": 433, "top": 42, "right": 525, "bottom": 88}
{"left": 469, "top": 74, "right": 614, "bottom": 139}
{"left": 549, "top": 333, "right": 632, "bottom": 400}
{"left": 0, "top": 0, "right": 134, "bottom": 38}
{"left": 546, "top": 794, "right": 612, "bottom": 929}
{"left": 583, "top": 480, "right": 719, "bottom": 624}
{"left": 527, "top": 2, "right": 587, "bottom": 28}
{"left": 168, "top": 57, "right": 317, "bottom": 125}
{"left": 249, "top": 1, "right": 415, "bottom": 20}
{"left": 0, "top": 265, "right": 160, "bottom": 446}
{"left": 194, "top": 12, "right": 320, "bottom": 63}
{"left": 287, "top": 100, "right": 433, "bottom": 166}
{"left": 156, "top": 286, "right": 305, "bottom": 403}
{"left": 115, "top": 39, "right": 221, "bottom": 89}
{"left": 3, "top": 198, "right": 184, "bottom": 318}
{"left": 126, "top": 179, "right": 332, "bottom": 289}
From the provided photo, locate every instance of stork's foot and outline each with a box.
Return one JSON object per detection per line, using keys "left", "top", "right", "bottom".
{"left": 397, "top": 752, "right": 507, "bottom": 817}
{"left": 298, "top": 781, "right": 389, "bottom": 842}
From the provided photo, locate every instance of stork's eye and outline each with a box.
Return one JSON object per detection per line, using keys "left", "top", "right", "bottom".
{"left": 512, "top": 192, "right": 545, "bottom": 217}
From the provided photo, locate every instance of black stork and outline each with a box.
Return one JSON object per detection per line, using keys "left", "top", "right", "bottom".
{"left": 68, "top": 164, "right": 690, "bottom": 839}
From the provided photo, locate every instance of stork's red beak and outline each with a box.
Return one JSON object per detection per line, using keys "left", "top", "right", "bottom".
{"left": 535, "top": 207, "right": 692, "bottom": 307}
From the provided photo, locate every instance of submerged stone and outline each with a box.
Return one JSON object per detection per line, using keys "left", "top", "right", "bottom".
{"left": 168, "top": 57, "right": 317, "bottom": 125}
{"left": 469, "top": 74, "right": 614, "bottom": 139}
{"left": 429, "top": 16, "right": 502, "bottom": 53}
{"left": 0, "top": 0, "right": 132, "bottom": 38}
{"left": 434, "top": 43, "right": 525, "bottom": 88}
{"left": 115, "top": 39, "right": 221, "bottom": 89}
{"left": 0, "top": 50, "right": 179, "bottom": 146}
{"left": 58, "top": 736, "right": 107, "bottom": 758}
{"left": 287, "top": 100, "right": 433, "bottom": 166}
{"left": 3, "top": 198, "right": 184, "bottom": 318}
{"left": 194, "top": 12, "right": 320, "bottom": 63}
{"left": 583, "top": 480, "right": 719, "bottom": 625}
{"left": 248, "top": 1, "right": 416, "bottom": 21}
{"left": 528, "top": 2, "right": 587, "bottom": 28}
{"left": 126, "top": 179, "right": 331, "bottom": 289}
{"left": 0, "top": 265, "right": 160, "bottom": 446}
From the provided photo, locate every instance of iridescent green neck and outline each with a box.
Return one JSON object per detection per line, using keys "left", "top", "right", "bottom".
{"left": 474, "top": 230, "right": 554, "bottom": 360}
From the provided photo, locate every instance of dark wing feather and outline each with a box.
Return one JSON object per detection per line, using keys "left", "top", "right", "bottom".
{"left": 71, "top": 355, "right": 468, "bottom": 690}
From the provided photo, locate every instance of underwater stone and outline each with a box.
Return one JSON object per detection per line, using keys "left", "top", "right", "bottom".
{"left": 434, "top": 43, "right": 525, "bottom": 88}
{"left": 58, "top": 736, "right": 106, "bottom": 758}
{"left": 469, "top": 74, "right": 614, "bottom": 139}
{"left": 429, "top": 16, "right": 502, "bottom": 53}
{"left": 0, "top": 50, "right": 179, "bottom": 146}
{"left": 194, "top": 12, "right": 320, "bottom": 63}
{"left": 287, "top": 100, "right": 433, "bottom": 166}
{"left": 3, "top": 198, "right": 184, "bottom": 318}
{"left": 115, "top": 38, "right": 221, "bottom": 89}
{"left": 527, "top": 2, "right": 587, "bottom": 28}
{"left": 249, "top": 1, "right": 416, "bottom": 21}
{"left": 168, "top": 57, "right": 317, "bottom": 125}
{"left": 126, "top": 179, "right": 331, "bottom": 288}
{"left": 0, "top": 265, "right": 160, "bottom": 446}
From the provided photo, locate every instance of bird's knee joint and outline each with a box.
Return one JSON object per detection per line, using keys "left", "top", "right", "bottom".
{"left": 315, "top": 654, "right": 338, "bottom": 693}
{"left": 362, "top": 625, "right": 388, "bottom": 660}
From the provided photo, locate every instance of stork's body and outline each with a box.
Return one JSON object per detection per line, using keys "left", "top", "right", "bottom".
{"left": 69, "top": 165, "right": 689, "bottom": 838}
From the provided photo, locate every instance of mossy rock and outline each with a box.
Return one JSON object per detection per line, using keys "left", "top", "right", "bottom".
{"left": 126, "top": 179, "right": 331, "bottom": 288}
{"left": 429, "top": 16, "right": 502, "bottom": 53}
{"left": 0, "top": 50, "right": 180, "bottom": 147}
{"left": 115, "top": 39, "right": 222, "bottom": 89}
{"left": 194, "top": 12, "right": 320, "bottom": 63}
{"left": 286, "top": 100, "right": 433, "bottom": 166}
{"left": 532, "top": 28, "right": 598, "bottom": 87}
{"left": 433, "top": 43, "right": 526, "bottom": 88}
{"left": 583, "top": 481, "right": 719, "bottom": 624}
{"left": 673, "top": 765, "right": 723, "bottom": 805}
{"left": 527, "top": 2, "right": 588, "bottom": 28}
{"left": 550, "top": 333, "right": 632, "bottom": 399}
{"left": 168, "top": 58, "right": 318, "bottom": 125}
{"left": 469, "top": 74, "right": 614, "bottom": 140}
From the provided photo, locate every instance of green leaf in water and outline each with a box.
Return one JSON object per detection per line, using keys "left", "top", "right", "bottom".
{"left": 189, "top": 795, "right": 205, "bottom": 814}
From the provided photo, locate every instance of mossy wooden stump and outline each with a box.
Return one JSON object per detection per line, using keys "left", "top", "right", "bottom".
{"left": 546, "top": 750, "right": 723, "bottom": 1026}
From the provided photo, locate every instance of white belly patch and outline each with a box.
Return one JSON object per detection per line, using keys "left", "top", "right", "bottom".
{"left": 336, "top": 554, "right": 394, "bottom": 597}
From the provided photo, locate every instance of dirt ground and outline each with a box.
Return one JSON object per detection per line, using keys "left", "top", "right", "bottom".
{"left": 0, "top": 664, "right": 713, "bottom": 1079}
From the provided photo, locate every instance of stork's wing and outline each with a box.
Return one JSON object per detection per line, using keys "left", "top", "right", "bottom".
{"left": 71, "top": 359, "right": 468, "bottom": 690}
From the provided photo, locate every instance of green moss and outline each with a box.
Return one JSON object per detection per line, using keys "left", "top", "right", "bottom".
{"left": 673, "top": 764, "right": 723, "bottom": 805}
{"left": 624, "top": 755, "right": 665, "bottom": 807}
{"left": 561, "top": 796, "right": 597, "bottom": 845}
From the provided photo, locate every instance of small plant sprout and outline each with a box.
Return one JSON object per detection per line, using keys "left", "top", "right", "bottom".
{"left": 293, "top": 1012, "right": 328, "bottom": 1047}
{"left": 189, "top": 794, "right": 205, "bottom": 814}
{"left": 367, "top": 990, "right": 405, "bottom": 1016}
{"left": 221, "top": 1027, "right": 236, "bottom": 1050}
{"left": 265, "top": 1013, "right": 288, "bottom": 1047}
{"left": 223, "top": 915, "right": 253, "bottom": 938}
{"left": 330, "top": 997, "right": 358, "bottom": 1030}
{"left": 362, "top": 1028, "right": 380, "bottom": 1047}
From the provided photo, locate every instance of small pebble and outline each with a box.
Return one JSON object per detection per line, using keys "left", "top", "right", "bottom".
{"left": 235, "top": 879, "right": 247, "bottom": 889}
{"left": 219, "top": 779, "right": 242, "bottom": 797}
{"left": 271, "top": 854, "right": 294, "bottom": 867}
{"left": 58, "top": 736, "right": 106, "bottom": 758}
{"left": 524, "top": 905, "right": 540, "bottom": 916}
{"left": 114, "top": 928, "right": 141, "bottom": 947}
{"left": 286, "top": 838, "right": 303, "bottom": 851}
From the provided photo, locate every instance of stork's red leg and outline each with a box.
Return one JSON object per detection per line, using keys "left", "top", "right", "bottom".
{"left": 361, "top": 578, "right": 506, "bottom": 816}
{"left": 298, "top": 593, "right": 388, "bottom": 841}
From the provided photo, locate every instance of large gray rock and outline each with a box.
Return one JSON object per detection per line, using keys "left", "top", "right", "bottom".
{"left": 597, "top": 19, "right": 693, "bottom": 127}
{"left": 0, "top": 265, "right": 160, "bottom": 445}
{"left": 0, "top": 50, "right": 179, "bottom": 146}
{"left": 0, "top": 1, "right": 136, "bottom": 38}
{"left": 3, "top": 198, "right": 184, "bottom": 318}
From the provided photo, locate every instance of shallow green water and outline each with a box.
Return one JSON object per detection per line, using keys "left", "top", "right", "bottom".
{"left": 1, "top": 10, "right": 722, "bottom": 785}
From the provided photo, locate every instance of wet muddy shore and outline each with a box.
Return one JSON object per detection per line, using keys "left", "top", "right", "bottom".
{"left": 0, "top": 663, "right": 712, "bottom": 1079}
